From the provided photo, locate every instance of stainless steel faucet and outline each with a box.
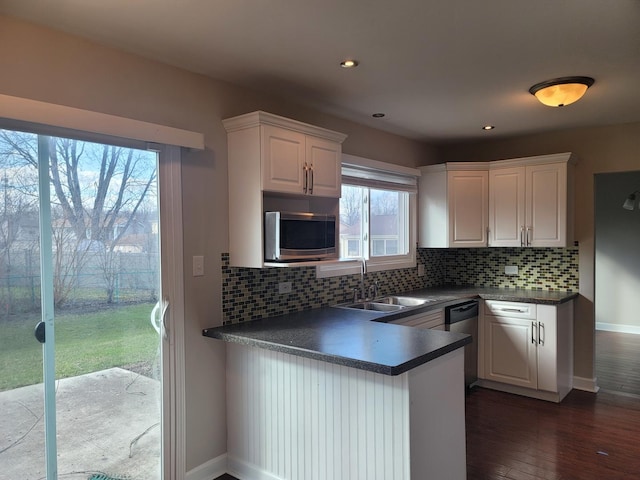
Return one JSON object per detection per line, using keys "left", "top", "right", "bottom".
{"left": 360, "top": 258, "right": 367, "bottom": 301}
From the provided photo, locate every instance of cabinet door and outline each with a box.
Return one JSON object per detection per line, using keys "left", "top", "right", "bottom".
{"left": 261, "top": 125, "right": 306, "bottom": 194}
{"left": 483, "top": 315, "right": 538, "bottom": 389}
{"left": 526, "top": 162, "right": 567, "bottom": 247}
{"left": 306, "top": 136, "right": 341, "bottom": 197}
{"left": 447, "top": 170, "right": 488, "bottom": 247}
{"left": 489, "top": 167, "right": 525, "bottom": 247}
{"left": 536, "top": 305, "right": 558, "bottom": 393}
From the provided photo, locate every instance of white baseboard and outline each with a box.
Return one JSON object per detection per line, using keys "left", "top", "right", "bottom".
{"left": 573, "top": 376, "right": 600, "bottom": 393}
{"left": 186, "top": 453, "right": 228, "bottom": 480}
{"left": 596, "top": 323, "right": 640, "bottom": 335}
{"left": 227, "top": 455, "right": 284, "bottom": 480}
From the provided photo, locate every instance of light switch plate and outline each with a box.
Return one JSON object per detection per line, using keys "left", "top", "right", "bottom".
{"left": 193, "top": 255, "right": 205, "bottom": 277}
{"left": 505, "top": 265, "right": 518, "bottom": 276}
{"left": 417, "top": 264, "right": 425, "bottom": 277}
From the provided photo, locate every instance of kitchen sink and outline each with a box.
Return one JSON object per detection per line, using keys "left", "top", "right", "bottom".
{"left": 375, "top": 296, "right": 432, "bottom": 307}
{"left": 340, "top": 301, "right": 405, "bottom": 312}
{"left": 337, "top": 295, "right": 436, "bottom": 312}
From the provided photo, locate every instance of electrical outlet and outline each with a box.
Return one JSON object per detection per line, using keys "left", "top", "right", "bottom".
{"left": 417, "top": 264, "right": 425, "bottom": 277}
{"left": 192, "top": 255, "right": 205, "bottom": 277}
{"left": 505, "top": 265, "right": 518, "bottom": 276}
{"left": 278, "top": 281, "right": 292, "bottom": 294}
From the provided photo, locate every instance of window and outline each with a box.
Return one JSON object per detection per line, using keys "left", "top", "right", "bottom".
{"left": 318, "top": 154, "right": 418, "bottom": 278}
{"left": 340, "top": 185, "right": 409, "bottom": 259}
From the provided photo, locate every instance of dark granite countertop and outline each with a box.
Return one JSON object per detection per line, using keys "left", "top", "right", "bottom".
{"left": 391, "top": 286, "right": 578, "bottom": 306}
{"left": 203, "top": 307, "right": 471, "bottom": 376}
{"left": 203, "top": 287, "right": 577, "bottom": 376}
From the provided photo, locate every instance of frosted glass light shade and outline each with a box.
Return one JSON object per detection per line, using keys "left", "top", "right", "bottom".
{"left": 529, "top": 77, "right": 594, "bottom": 107}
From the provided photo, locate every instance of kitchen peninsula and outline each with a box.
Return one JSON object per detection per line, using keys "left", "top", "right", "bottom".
{"left": 204, "top": 307, "right": 471, "bottom": 480}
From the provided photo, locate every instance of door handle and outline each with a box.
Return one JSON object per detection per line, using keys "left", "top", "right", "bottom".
{"left": 34, "top": 321, "right": 46, "bottom": 344}
{"left": 531, "top": 321, "right": 537, "bottom": 344}
{"left": 161, "top": 298, "right": 170, "bottom": 341}
{"left": 309, "top": 165, "right": 314, "bottom": 194}
{"left": 526, "top": 226, "right": 532, "bottom": 246}
{"left": 538, "top": 322, "right": 545, "bottom": 346}
{"left": 520, "top": 226, "right": 525, "bottom": 247}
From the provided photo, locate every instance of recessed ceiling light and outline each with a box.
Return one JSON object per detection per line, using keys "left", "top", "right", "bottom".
{"left": 372, "top": 113, "right": 385, "bottom": 118}
{"left": 340, "top": 59, "right": 359, "bottom": 68}
{"left": 482, "top": 125, "right": 495, "bottom": 131}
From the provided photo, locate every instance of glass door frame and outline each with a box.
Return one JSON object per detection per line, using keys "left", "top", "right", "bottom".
{"left": 1, "top": 119, "right": 186, "bottom": 480}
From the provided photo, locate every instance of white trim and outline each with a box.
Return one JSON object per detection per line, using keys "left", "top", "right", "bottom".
{"left": 159, "top": 146, "right": 187, "bottom": 479}
{"left": 572, "top": 376, "right": 600, "bottom": 393}
{"left": 186, "top": 454, "right": 228, "bottom": 480}
{"left": 342, "top": 153, "right": 420, "bottom": 177}
{"left": 228, "top": 456, "right": 284, "bottom": 480}
{"left": 489, "top": 152, "right": 577, "bottom": 169}
{"left": 0, "top": 93, "right": 204, "bottom": 149}
{"left": 596, "top": 323, "right": 640, "bottom": 335}
{"left": 222, "top": 110, "right": 347, "bottom": 143}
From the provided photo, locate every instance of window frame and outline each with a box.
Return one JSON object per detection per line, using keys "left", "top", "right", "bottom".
{"left": 317, "top": 155, "right": 418, "bottom": 279}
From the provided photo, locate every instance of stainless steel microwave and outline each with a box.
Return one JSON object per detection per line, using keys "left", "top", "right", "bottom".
{"left": 264, "top": 211, "right": 337, "bottom": 262}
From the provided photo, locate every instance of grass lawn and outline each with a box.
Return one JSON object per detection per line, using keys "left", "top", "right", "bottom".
{"left": 0, "top": 303, "right": 160, "bottom": 391}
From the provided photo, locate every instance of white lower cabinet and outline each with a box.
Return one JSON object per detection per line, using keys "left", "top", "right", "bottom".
{"left": 478, "top": 300, "right": 573, "bottom": 402}
{"left": 388, "top": 309, "right": 444, "bottom": 330}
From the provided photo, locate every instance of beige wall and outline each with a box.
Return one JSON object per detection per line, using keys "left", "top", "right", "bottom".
{"left": 436, "top": 122, "right": 640, "bottom": 380}
{"left": 0, "top": 15, "right": 433, "bottom": 471}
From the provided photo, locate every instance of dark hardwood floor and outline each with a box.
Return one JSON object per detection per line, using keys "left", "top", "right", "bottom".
{"left": 596, "top": 330, "right": 640, "bottom": 396}
{"left": 217, "top": 333, "right": 640, "bottom": 479}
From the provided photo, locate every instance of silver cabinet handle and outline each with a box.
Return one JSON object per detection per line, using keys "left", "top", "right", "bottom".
{"left": 486, "top": 227, "right": 490, "bottom": 247}
{"left": 520, "top": 226, "right": 525, "bottom": 247}
{"left": 526, "top": 226, "right": 532, "bottom": 246}
{"left": 309, "top": 164, "right": 314, "bottom": 194}
{"left": 303, "top": 162, "right": 308, "bottom": 194}
{"left": 500, "top": 308, "right": 526, "bottom": 313}
{"left": 538, "top": 322, "right": 545, "bottom": 346}
{"left": 531, "top": 321, "right": 537, "bottom": 344}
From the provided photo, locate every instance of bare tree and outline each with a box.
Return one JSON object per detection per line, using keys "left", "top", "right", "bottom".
{"left": 340, "top": 185, "right": 362, "bottom": 226}
{"left": 0, "top": 130, "right": 157, "bottom": 305}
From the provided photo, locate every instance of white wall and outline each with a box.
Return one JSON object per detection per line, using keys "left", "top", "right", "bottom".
{"left": 595, "top": 171, "right": 640, "bottom": 333}
{"left": 0, "top": 14, "right": 434, "bottom": 472}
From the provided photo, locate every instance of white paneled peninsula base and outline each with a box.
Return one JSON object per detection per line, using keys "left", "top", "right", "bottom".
{"left": 204, "top": 308, "right": 471, "bottom": 480}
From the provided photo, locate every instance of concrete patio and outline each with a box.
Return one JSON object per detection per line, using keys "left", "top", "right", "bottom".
{"left": 0, "top": 368, "right": 161, "bottom": 480}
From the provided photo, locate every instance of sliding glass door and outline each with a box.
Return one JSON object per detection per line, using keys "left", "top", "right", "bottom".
{"left": 0, "top": 127, "right": 163, "bottom": 480}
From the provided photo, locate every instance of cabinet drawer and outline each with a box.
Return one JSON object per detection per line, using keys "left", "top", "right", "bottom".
{"left": 484, "top": 300, "right": 536, "bottom": 319}
{"left": 389, "top": 309, "right": 444, "bottom": 329}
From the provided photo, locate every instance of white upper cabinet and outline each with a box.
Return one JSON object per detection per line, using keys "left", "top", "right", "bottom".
{"left": 223, "top": 111, "right": 347, "bottom": 268}
{"left": 419, "top": 163, "right": 489, "bottom": 248}
{"left": 226, "top": 111, "right": 346, "bottom": 198}
{"left": 448, "top": 169, "right": 489, "bottom": 247}
{"left": 261, "top": 125, "right": 306, "bottom": 194}
{"left": 304, "top": 135, "right": 342, "bottom": 197}
{"left": 489, "top": 153, "right": 576, "bottom": 247}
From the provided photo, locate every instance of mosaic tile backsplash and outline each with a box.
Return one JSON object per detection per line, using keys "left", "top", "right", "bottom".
{"left": 440, "top": 247, "right": 579, "bottom": 291}
{"left": 221, "top": 247, "right": 578, "bottom": 324}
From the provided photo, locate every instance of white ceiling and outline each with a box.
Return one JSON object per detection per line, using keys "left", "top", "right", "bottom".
{"left": 2, "top": 0, "right": 640, "bottom": 143}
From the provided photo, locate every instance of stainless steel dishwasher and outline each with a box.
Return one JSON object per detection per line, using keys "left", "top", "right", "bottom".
{"left": 445, "top": 300, "right": 479, "bottom": 389}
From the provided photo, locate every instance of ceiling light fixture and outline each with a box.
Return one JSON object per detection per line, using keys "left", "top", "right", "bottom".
{"left": 528, "top": 76, "right": 595, "bottom": 107}
{"left": 340, "top": 59, "right": 359, "bottom": 68}
{"left": 372, "top": 113, "right": 385, "bottom": 118}
{"left": 482, "top": 125, "right": 495, "bottom": 131}
{"left": 622, "top": 190, "right": 639, "bottom": 210}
